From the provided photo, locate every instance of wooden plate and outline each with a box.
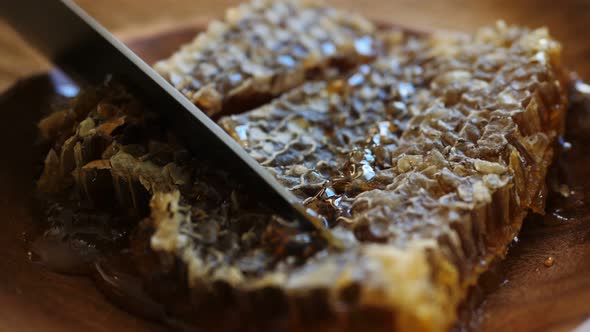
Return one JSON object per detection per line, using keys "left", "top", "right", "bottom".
{"left": 0, "top": 22, "right": 589, "bottom": 332}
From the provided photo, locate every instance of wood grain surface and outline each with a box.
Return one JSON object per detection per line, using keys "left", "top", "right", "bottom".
{"left": 1, "top": 1, "right": 590, "bottom": 332}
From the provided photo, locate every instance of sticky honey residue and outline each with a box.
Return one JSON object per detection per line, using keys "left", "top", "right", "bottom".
{"left": 544, "top": 256, "right": 555, "bottom": 267}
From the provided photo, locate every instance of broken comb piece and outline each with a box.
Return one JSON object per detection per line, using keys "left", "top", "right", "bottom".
{"left": 154, "top": 0, "right": 378, "bottom": 117}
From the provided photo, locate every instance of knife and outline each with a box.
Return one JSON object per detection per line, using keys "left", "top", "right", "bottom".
{"left": 0, "top": 0, "right": 331, "bottom": 237}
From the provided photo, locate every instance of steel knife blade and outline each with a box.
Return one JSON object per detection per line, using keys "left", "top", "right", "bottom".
{"left": 0, "top": 0, "right": 324, "bottom": 233}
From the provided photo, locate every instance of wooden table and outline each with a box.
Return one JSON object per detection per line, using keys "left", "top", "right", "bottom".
{"left": 1, "top": 0, "right": 589, "bottom": 92}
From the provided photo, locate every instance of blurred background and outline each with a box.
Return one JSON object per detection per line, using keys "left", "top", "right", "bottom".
{"left": 0, "top": 0, "right": 589, "bottom": 91}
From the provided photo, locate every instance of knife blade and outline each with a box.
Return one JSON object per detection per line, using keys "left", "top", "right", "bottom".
{"left": 0, "top": 0, "right": 326, "bottom": 235}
